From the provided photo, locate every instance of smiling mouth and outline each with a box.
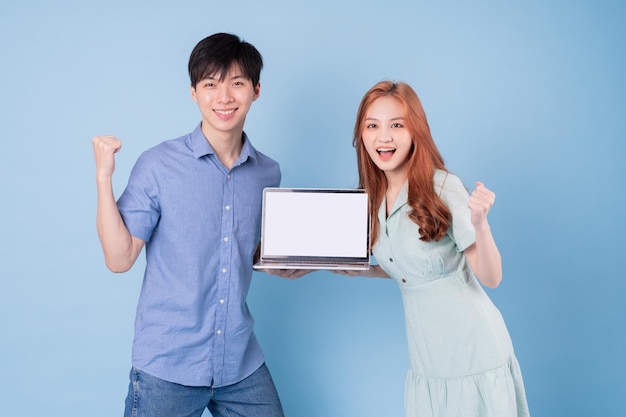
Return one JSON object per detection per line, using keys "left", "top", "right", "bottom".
{"left": 214, "top": 108, "right": 236, "bottom": 115}
{"left": 377, "top": 147, "right": 396, "bottom": 158}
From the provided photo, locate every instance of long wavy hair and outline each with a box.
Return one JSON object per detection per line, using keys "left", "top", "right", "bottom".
{"left": 353, "top": 81, "right": 451, "bottom": 249}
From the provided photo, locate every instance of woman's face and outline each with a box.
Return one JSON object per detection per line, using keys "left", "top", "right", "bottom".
{"left": 361, "top": 96, "right": 412, "bottom": 180}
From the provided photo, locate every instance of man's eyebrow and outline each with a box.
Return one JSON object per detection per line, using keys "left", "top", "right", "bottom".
{"left": 203, "top": 72, "right": 246, "bottom": 81}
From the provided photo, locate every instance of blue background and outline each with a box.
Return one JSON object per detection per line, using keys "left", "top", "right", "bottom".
{"left": 1, "top": 1, "right": 624, "bottom": 416}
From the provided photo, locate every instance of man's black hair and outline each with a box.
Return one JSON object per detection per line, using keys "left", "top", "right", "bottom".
{"left": 188, "top": 33, "right": 263, "bottom": 87}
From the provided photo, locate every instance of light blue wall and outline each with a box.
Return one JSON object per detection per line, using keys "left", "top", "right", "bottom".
{"left": 1, "top": 1, "right": 624, "bottom": 416}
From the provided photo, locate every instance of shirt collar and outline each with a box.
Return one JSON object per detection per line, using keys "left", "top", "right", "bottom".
{"left": 190, "top": 123, "right": 258, "bottom": 163}
{"left": 379, "top": 180, "right": 410, "bottom": 221}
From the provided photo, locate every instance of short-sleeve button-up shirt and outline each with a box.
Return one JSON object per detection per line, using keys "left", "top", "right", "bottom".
{"left": 117, "top": 124, "right": 281, "bottom": 387}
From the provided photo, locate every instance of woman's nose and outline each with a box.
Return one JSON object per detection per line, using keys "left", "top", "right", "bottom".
{"left": 378, "top": 130, "right": 392, "bottom": 142}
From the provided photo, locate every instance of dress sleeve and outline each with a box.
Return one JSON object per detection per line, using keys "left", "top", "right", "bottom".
{"left": 116, "top": 150, "right": 161, "bottom": 242}
{"left": 435, "top": 172, "right": 475, "bottom": 252}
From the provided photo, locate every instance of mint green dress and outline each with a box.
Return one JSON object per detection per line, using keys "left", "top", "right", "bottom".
{"left": 373, "top": 170, "right": 530, "bottom": 417}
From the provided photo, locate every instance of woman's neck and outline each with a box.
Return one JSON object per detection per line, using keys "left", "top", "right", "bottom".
{"left": 384, "top": 172, "right": 407, "bottom": 216}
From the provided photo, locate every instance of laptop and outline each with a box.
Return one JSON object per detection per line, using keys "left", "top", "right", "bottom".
{"left": 253, "top": 188, "right": 370, "bottom": 270}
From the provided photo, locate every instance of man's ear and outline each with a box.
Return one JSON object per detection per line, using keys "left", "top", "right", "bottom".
{"left": 253, "top": 83, "right": 261, "bottom": 101}
{"left": 190, "top": 85, "right": 198, "bottom": 103}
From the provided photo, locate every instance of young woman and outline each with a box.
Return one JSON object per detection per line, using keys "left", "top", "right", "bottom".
{"left": 340, "top": 81, "right": 531, "bottom": 417}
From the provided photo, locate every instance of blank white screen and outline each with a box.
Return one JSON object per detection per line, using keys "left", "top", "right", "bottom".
{"left": 262, "top": 191, "right": 368, "bottom": 258}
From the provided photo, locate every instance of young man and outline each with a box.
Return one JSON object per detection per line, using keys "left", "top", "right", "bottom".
{"left": 92, "top": 33, "right": 284, "bottom": 417}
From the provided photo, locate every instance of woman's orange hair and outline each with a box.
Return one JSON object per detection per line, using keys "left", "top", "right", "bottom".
{"left": 352, "top": 81, "right": 451, "bottom": 249}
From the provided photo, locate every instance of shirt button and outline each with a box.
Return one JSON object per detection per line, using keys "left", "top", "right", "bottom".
{"left": 401, "top": 278, "right": 406, "bottom": 283}
{"left": 225, "top": 205, "right": 231, "bottom": 211}
{"left": 221, "top": 268, "right": 227, "bottom": 274}
{"left": 389, "top": 258, "right": 393, "bottom": 262}
{"left": 227, "top": 174, "right": 231, "bottom": 180}
{"left": 219, "top": 299, "right": 225, "bottom": 304}
{"left": 216, "top": 329, "right": 222, "bottom": 335}
{"left": 223, "top": 237, "right": 229, "bottom": 242}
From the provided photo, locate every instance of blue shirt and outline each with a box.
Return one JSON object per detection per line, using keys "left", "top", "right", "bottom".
{"left": 117, "top": 124, "right": 281, "bottom": 387}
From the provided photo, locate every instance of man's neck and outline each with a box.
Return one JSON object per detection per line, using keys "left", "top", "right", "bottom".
{"left": 201, "top": 124, "right": 244, "bottom": 170}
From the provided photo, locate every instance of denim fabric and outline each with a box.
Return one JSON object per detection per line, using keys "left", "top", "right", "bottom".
{"left": 124, "top": 363, "right": 284, "bottom": 417}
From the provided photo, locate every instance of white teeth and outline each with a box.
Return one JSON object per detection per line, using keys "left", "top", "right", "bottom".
{"left": 215, "top": 109, "right": 235, "bottom": 115}
{"left": 377, "top": 147, "right": 395, "bottom": 152}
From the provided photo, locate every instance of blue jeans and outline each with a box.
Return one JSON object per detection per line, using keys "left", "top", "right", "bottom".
{"left": 124, "top": 363, "right": 285, "bottom": 417}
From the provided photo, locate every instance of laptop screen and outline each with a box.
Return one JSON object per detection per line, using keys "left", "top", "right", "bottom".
{"left": 260, "top": 188, "right": 369, "bottom": 263}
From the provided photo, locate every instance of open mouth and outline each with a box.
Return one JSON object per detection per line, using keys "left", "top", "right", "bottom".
{"left": 377, "top": 147, "right": 396, "bottom": 159}
{"left": 214, "top": 108, "right": 236, "bottom": 115}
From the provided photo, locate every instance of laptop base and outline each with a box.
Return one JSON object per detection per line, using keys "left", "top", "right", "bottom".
{"left": 253, "top": 262, "right": 370, "bottom": 271}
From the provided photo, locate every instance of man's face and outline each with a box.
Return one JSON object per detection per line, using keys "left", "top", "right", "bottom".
{"left": 191, "top": 64, "right": 260, "bottom": 138}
